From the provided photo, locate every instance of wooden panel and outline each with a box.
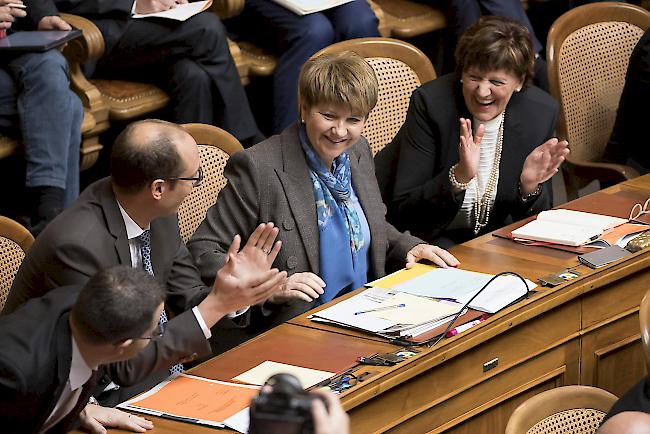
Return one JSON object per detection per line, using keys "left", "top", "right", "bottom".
{"left": 581, "top": 310, "right": 646, "bottom": 396}
{"left": 385, "top": 342, "right": 580, "bottom": 434}
{"left": 581, "top": 262, "right": 650, "bottom": 327}
{"left": 345, "top": 304, "right": 580, "bottom": 434}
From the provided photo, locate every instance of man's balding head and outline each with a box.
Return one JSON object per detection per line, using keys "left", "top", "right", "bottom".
{"left": 111, "top": 119, "right": 195, "bottom": 195}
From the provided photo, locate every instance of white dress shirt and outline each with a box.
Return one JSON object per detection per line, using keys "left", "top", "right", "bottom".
{"left": 117, "top": 202, "right": 213, "bottom": 339}
{"left": 449, "top": 112, "right": 503, "bottom": 230}
{"left": 40, "top": 336, "right": 93, "bottom": 434}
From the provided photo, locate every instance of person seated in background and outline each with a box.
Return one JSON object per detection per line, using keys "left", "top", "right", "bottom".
{"left": 0, "top": 266, "right": 163, "bottom": 434}
{"left": 0, "top": 0, "right": 82, "bottom": 234}
{"left": 375, "top": 16, "right": 569, "bottom": 248}
{"left": 238, "top": 0, "right": 379, "bottom": 133}
{"left": 447, "top": 0, "right": 549, "bottom": 90}
{"left": 187, "top": 51, "right": 459, "bottom": 349}
{"left": 602, "top": 28, "right": 650, "bottom": 174}
{"left": 3, "top": 119, "right": 286, "bottom": 405}
{"left": 22, "top": 0, "right": 263, "bottom": 146}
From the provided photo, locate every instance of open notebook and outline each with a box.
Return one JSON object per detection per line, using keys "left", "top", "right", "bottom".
{"left": 510, "top": 209, "right": 632, "bottom": 247}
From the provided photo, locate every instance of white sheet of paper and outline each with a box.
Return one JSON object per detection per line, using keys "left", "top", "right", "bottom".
{"left": 224, "top": 408, "right": 250, "bottom": 433}
{"left": 393, "top": 268, "right": 535, "bottom": 314}
{"left": 370, "top": 292, "right": 462, "bottom": 324}
{"left": 232, "top": 361, "right": 334, "bottom": 389}
{"left": 132, "top": 0, "right": 212, "bottom": 20}
{"left": 311, "top": 287, "right": 396, "bottom": 332}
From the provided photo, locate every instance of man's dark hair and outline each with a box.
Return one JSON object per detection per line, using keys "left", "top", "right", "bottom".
{"left": 110, "top": 119, "right": 185, "bottom": 194}
{"left": 71, "top": 266, "right": 165, "bottom": 344}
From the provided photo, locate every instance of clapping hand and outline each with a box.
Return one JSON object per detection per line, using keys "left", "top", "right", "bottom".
{"left": 520, "top": 138, "right": 570, "bottom": 195}
{"left": 454, "top": 118, "right": 485, "bottom": 185}
{"left": 198, "top": 223, "right": 286, "bottom": 325}
{"left": 0, "top": 0, "right": 26, "bottom": 30}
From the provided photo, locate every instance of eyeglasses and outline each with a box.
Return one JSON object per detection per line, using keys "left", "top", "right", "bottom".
{"left": 167, "top": 166, "right": 203, "bottom": 187}
{"left": 136, "top": 322, "right": 166, "bottom": 340}
{"left": 629, "top": 197, "right": 650, "bottom": 221}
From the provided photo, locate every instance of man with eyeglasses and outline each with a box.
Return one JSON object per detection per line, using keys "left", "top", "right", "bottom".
{"left": 4, "top": 119, "right": 287, "bottom": 406}
{"left": 0, "top": 266, "right": 168, "bottom": 434}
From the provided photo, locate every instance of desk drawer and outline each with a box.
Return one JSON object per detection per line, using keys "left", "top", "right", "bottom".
{"left": 581, "top": 265, "right": 650, "bottom": 327}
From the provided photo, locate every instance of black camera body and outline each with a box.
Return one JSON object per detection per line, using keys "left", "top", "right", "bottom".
{"left": 249, "top": 373, "right": 325, "bottom": 434}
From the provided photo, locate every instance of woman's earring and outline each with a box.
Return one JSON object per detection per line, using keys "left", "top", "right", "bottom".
{"left": 515, "top": 88, "right": 521, "bottom": 92}
{"left": 460, "top": 79, "right": 464, "bottom": 84}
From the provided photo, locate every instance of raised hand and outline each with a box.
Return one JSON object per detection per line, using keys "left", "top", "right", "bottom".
{"left": 454, "top": 118, "right": 485, "bottom": 185}
{"left": 405, "top": 244, "right": 460, "bottom": 269}
{"left": 197, "top": 223, "right": 287, "bottom": 325}
{"left": 520, "top": 138, "right": 570, "bottom": 195}
{"left": 268, "top": 272, "right": 325, "bottom": 303}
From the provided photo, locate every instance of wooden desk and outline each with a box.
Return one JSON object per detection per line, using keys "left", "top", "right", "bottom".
{"left": 96, "top": 180, "right": 650, "bottom": 434}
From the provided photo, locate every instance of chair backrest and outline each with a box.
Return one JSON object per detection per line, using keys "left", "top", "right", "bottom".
{"left": 0, "top": 216, "right": 34, "bottom": 311}
{"left": 505, "top": 385, "right": 618, "bottom": 434}
{"left": 547, "top": 2, "right": 650, "bottom": 164}
{"left": 314, "top": 37, "right": 436, "bottom": 156}
{"left": 178, "top": 123, "right": 244, "bottom": 242}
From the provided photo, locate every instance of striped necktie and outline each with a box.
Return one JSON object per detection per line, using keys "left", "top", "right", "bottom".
{"left": 138, "top": 230, "right": 184, "bottom": 376}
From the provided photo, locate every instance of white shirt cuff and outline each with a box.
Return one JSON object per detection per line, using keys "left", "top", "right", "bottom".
{"left": 191, "top": 306, "right": 212, "bottom": 339}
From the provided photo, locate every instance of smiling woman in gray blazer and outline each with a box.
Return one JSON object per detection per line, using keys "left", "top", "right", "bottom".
{"left": 188, "top": 51, "right": 458, "bottom": 332}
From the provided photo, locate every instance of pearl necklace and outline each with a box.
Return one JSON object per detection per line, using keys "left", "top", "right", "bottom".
{"left": 473, "top": 109, "right": 504, "bottom": 235}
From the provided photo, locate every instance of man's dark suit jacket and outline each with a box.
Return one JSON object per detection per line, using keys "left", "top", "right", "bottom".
{"left": 4, "top": 178, "right": 213, "bottom": 399}
{"left": 188, "top": 123, "right": 422, "bottom": 333}
{"left": 375, "top": 73, "right": 559, "bottom": 245}
{"left": 0, "top": 286, "right": 98, "bottom": 434}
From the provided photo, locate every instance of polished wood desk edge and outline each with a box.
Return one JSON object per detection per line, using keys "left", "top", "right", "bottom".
{"left": 335, "top": 248, "right": 650, "bottom": 410}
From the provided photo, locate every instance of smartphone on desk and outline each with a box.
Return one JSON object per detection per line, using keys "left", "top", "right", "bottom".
{"left": 578, "top": 245, "right": 631, "bottom": 269}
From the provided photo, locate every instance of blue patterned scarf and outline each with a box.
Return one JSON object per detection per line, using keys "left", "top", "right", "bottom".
{"left": 299, "top": 126, "right": 366, "bottom": 303}
{"left": 298, "top": 126, "right": 364, "bottom": 252}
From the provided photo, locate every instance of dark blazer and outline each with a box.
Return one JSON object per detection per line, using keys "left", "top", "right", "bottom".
{"left": 188, "top": 123, "right": 422, "bottom": 324}
{"left": 0, "top": 286, "right": 98, "bottom": 434}
{"left": 603, "top": 28, "right": 650, "bottom": 169}
{"left": 23, "top": 0, "right": 134, "bottom": 33}
{"left": 375, "top": 73, "right": 559, "bottom": 244}
{"left": 601, "top": 376, "right": 650, "bottom": 424}
{"left": 4, "top": 178, "right": 212, "bottom": 394}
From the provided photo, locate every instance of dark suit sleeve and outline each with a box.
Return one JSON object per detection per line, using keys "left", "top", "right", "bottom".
{"left": 389, "top": 86, "right": 465, "bottom": 240}
{"left": 29, "top": 0, "right": 135, "bottom": 16}
{"left": 507, "top": 96, "right": 559, "bottom": 222}
{"left": 22, "top": 0, "right": 59, "bottom": 29}
{"left": 105, "top": 309, "right": 211, "bottom": 386}
{"left": 188, "top": 150, "right": 261, "bottom": 286}
{"left": 0, "top": 358, "right": 34, "bottom": 431}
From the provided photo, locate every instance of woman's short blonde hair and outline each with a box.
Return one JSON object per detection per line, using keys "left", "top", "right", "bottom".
{"left": 455, "top": 15, "right": 535, "bottom": 86}
{"left": 298, "top": 51, "right": 378, "bottom": 118}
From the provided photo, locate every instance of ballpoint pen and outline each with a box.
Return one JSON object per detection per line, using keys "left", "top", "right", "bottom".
{"left": 354, "top": 303, "right": 406, "bottom": 315}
